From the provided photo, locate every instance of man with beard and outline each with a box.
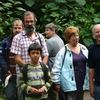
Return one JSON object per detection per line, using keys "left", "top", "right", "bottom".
{"left": 11, "top": 11, "right": 48, "bottom": 66}
{"left": 10, "top": 11, "right": 49, "bottom": 100}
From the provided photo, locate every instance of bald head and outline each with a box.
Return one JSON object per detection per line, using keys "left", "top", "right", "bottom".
{"left": 92, "top": 24, "right": 100, "bottom": 33}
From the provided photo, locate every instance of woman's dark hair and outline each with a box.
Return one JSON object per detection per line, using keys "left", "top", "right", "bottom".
{"left": 28, "top": 43, "right": 42, "bottom": 54}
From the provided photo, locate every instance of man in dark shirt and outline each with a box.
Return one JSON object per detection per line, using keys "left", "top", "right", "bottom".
{"left": 88, "top": 24, "right": 100, "bottom": 100}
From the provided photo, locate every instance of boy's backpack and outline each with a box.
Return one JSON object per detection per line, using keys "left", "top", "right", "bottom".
{"left": 20, "top": 62, "right": 48, "bottom": 100}
{"left": 22, "top": 62, "right": 48, "bottom": 83}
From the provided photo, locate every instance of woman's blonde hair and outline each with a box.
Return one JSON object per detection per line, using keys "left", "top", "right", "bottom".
{"left": 12, "top": 20, "right": 24, "bottom": 29}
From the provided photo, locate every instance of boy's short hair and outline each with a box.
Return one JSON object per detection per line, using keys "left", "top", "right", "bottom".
{"left": 28, "top": 43, "right": 42, "bottom": 54}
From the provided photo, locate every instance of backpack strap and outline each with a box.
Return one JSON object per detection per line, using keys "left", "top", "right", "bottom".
{"left": 40, "top": 62, "right": 48, "bottom": 83}
{"left": 62, "top": 46, "right": 67, "bottom": 67}
{"left": 37, "top": 33, "right": 42, "bottom": 46}
{"left": 22, "top": 64, "right": 29, "bottom": 83}
{"left": 22, "top": 63, "right": 48, "bottom": 83}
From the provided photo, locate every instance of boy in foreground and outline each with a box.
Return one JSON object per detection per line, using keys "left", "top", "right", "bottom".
{"left": 19, "top": 43, "right": 52, "bottom": 100}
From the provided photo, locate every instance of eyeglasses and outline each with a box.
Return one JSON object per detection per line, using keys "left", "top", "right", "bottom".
{"left": 71, "top": 35, "right": 79, "bottom": 38}
{"left": 24, "top": 20, "right": 34, "bottom": 24}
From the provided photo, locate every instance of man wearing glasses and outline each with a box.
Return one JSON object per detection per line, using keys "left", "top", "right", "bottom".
{"left": 11, "top": 11, "right": 48, "bottom": 66}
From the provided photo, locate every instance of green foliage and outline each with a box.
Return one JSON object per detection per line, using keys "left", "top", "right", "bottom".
{"left": 75, "top": 0, "right": 86, "bottom": 6}
{"left": 0, "top": 83, "right": 6, "bottom": 100}
{"left": 22, "top": 0, "right": 100, "bottom": 47}
{"left": 0, "top": 0, "right": 26, "bottom": 41}
{"left": 0, "top": 0, "right": 100, "bottom": 47}
{"left": 0, "top": 83, "right": 4, "bottom": 93}
{"left": 25, "top": 0, "right": 35, "bottom": 7}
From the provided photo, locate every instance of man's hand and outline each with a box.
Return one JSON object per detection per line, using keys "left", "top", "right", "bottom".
{"left": 5, "top": 71, "right": 11, "bottom": 77}
{"left": 90, "top": 86, "right": 95, "bottom": 98}
{"left": 89, "top": 68, "right": 95, "bottom": 98}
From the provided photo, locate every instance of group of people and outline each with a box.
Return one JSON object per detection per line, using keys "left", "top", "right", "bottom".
{"left": 0, "top": 10, "right": 100, "bottom": 100}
